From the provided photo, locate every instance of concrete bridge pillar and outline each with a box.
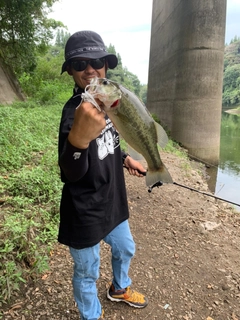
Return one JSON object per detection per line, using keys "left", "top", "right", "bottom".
{"left": 147, "top": 0, "right": 226, "bottom": 164}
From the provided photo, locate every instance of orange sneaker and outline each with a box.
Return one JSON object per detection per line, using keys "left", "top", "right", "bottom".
{"left": 107, "top": 283, "right": 148, "bottom": 308}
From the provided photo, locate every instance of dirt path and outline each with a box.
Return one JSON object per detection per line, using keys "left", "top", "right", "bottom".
{"left": 2, "top": 153, "right": 240, "bottom": 320}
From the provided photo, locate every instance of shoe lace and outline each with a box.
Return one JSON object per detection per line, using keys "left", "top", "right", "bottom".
{"left": 125, "top": 287, "right": 145, "bottom": 303}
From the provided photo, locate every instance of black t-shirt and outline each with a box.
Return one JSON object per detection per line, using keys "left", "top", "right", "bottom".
{"left": 58, "top": 88, "right": 129, "bottom": 249}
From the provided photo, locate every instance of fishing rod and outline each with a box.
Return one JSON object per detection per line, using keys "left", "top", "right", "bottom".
{"left": 147, "top": 179, "right": 240, "bottom": 208}
{"left": 124, "top": 167, "right": 240, "bottom": 208}
{"left": 175, "top": 153, "right": 240, "bottom": 207}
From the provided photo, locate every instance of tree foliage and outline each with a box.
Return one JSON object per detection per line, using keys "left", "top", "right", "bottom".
{"left": 55, "top": 29, "right": 71, "bottom": 48}
{"left": 229, "top": 35, "right": 240, "bottom": 45}
{"left": 105, "top": 44, "right": 142, "bottom": 97}
{"left": 222, "top": 38, "right": 240, "bottom": 106}
{"left": 0, "top": 0, "right": 63, "bottom": 76}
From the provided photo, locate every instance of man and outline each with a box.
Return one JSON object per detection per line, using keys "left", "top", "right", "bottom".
{"left": 58, "top": 30, "right": 148, "bottom": 320}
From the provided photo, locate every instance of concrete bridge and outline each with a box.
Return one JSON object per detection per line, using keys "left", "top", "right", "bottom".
{"left": 147, "top": 0, "right": 227, "bottom": 165}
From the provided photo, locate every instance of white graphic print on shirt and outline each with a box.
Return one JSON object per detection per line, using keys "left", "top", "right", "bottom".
{"left": 96, "top": 118, "right": 119, "bottom": 160}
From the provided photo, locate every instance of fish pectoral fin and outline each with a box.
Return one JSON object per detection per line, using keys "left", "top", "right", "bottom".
{"left": 146, "top": 165, "right": 173, "bottom": 186}
{"left": 154, "top": 121, "right": 169, "bottom": 148}
{"left": 127, "top": 145, "right": 144, "bottom": 161}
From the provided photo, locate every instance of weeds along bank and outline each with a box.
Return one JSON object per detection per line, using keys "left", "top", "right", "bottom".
{"left": 0, "top": 101, "right": 186, "bottom": 307}
{"left": 0, "top": 102, "right": 63, "bottom": 305}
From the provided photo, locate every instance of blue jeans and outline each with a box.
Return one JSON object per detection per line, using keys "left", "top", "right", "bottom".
{"left": 69, "top": 220, "right": 135, "bottom": 320}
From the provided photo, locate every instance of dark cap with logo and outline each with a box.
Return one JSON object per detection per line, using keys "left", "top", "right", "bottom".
{"left": 61, "top": 30, "right": 118, "bottom": 74}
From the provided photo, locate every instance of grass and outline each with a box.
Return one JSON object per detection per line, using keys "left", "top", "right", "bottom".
{"left": 0, "top": 102, "right": 63, "bottom": 306}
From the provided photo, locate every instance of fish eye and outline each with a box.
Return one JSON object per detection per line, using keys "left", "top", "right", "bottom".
{"left": 102, "top": 79, "right": 109, "bottom": 85}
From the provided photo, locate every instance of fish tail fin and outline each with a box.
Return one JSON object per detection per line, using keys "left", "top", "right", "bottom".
{"left": 146, "top": 165, "right": 173, "bottom": 187}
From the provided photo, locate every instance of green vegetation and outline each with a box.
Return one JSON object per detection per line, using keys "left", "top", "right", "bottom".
{"left": 0, "top": 103, "right": 63, "bottom": 305}
{"left": 0, "top": 0, "right": 63, "bottom": 76}
{"left": 223, "top": 38, "right": 240, "bottom": 107}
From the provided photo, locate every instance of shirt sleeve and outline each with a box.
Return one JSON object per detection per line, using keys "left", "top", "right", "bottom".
{"left": 59, "top": 139, "right": 89, "bottom": 182}
{"left": 58, "top": 94, "right": 89, "bottom": 183}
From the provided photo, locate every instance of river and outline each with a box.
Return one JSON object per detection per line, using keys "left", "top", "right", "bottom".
{"left": 207, "top": 110, "right": 240, "bottom": 211}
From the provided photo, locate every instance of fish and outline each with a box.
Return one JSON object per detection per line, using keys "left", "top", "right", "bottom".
{"left": 84, "top": 77, "right": 173, "bottom": 187}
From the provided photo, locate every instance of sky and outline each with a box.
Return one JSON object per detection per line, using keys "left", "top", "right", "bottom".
{"left": 49, "top": 0, "right": 240, "bottom": 84}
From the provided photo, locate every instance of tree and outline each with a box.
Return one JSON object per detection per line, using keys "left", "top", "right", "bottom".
{"left": 0, "top": 0, "right": 63, "bottom": 76}
{"left": 55, "top": 29, "right": 71, "bottom": 48}
{"left": 105, "top": 45, "right": 142, "bottom": 95}
{"left": 223, "top": 64, "right": 240, "bottom": 90}
{"left": 222, "top": 64, "right": 240, "bottom": 106}
{"left": 222, "top": 40, "right": 240, "bottom": 106}
{"left": 140, "top": 85, "right": 148, "bottom": 105}
{"left": 230, "top": 35, "right": 240, "bottom": 44}
{"left": 107, "top": 44, "right": 122, "bottom": 66}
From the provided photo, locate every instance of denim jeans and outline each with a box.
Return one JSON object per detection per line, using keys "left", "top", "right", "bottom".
{"left": 69, "top": 220, "right": 135, "bottom": 320}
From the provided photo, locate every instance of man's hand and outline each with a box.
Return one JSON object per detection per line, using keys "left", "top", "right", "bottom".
{"left": 124, "top": 155, "right": 146, "bottom": 177}
{"left": 68, "top": 101, "right": 106, "bottom": 149}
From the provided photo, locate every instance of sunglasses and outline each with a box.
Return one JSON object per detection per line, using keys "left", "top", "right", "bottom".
{"left": 71, "top": 58, "right": 105, "bottom": 72}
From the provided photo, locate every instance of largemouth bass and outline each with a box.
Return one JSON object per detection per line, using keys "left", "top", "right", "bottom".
{"left": 83, "top": 77, "right": 173, "bottom": 186}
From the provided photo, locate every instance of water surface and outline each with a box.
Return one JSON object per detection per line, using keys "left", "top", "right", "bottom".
{"left": 212, "top": 111, "right": 240, "bottom": 211}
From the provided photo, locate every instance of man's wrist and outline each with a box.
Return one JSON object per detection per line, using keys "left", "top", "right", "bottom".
{"left": 68, "top": 130, "right": 89, "bottom": 149}
{"left": 122, "top": 153, "right": 130, "bottom": 165}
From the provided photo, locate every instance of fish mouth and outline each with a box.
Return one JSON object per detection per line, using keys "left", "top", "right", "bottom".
{"left": 110, "top": 100, "right": 120, "bottom": 108}
{"left": 85, "top": 77, "right": 122, "bottom": 109}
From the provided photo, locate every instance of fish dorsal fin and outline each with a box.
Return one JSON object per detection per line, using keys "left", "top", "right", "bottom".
{"left": 154, "top": 121, "right": 169, "bottom": 148}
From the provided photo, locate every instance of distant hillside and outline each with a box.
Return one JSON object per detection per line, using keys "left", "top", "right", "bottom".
{"left": 222, "top": 38, "right": 240, "bottom": 107}
{"left": 224, "top": 38, "right": 240, "bottom": 66}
